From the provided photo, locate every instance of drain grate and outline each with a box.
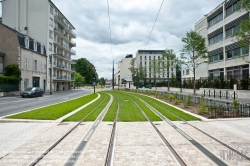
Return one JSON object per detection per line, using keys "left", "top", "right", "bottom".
{"left": 57, "top": 123, "right": 69, "bottom": 125}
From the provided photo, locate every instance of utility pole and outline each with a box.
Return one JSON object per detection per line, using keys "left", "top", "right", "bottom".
{"left": 49, "top": 54, "right": 53, "bottom": 95}
{"left": 112, "top": 60, "right": 114, "bottom": 90}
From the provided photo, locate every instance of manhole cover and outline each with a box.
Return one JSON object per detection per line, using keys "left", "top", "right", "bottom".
{"left": 58, "top": 123, "right": 69, "bottom": 125}
{"left": 154, "top": 123, "right": 160, "bottom": 125}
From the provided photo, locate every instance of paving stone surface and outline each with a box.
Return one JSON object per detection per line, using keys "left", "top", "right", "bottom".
{"left": 155, "top": 121, "right": 216, "bottom": 166}
{"left": 174, "top": 121, "right": 250, "bottom": 166}
{"left": 113, "top": 122, "right": 179, "bottom": 166}
{"left": 36, "top": 122, "right": 93, "bottom": 166}
{"left": 74, "top": 122, "right": 113, "bottom": 166}
{"left": 0, "top": 122, "right": 52, "bottom": 158}
{"left": 0, "top": 122, "right": 75, "bottom": 166}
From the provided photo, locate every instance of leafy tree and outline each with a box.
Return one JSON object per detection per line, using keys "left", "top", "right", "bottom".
{"left": 138, "top": 65, "right": 146, "bottom": 82}
{"left": 74, "top": 72, "right": 85, "bottom": 88}
{"left": 148, "top": 59, "right": 161, "bottom": 89}
{"left": 128, "top": 58, "right": 136, "bottom": 83}
{"left": 75, "top": 58, "right": 98, "bottom": 84}
{"left": 99, "top": 77, "right": 105, "bottom": 85}
{"left": 4, "top": 64, "right": 21, "bottom": 78}
{"left": 233, "top": 0, "right": 250, "bottom": 58}
{"left": 181, "top": 30, "right": 207, "bottom": 95}
{"left": 161, "top": 49, "right": 176, "bottom": 91}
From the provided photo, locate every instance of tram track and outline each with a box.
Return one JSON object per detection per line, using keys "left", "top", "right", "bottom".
{"left": 28, "top": 93, "right": 111, "bottom": 166}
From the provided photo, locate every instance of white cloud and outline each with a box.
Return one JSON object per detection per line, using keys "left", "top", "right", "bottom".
{"left": 50, "top": 0, "right": 223, "bottom": 79}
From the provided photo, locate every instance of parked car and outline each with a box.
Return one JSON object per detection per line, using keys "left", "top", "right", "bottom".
{"left": 21, "top": 87, "right": 44, "bottom": 98}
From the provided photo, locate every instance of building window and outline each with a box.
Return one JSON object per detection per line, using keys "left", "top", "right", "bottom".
{"left": 25, "top": 37, "right": 29, "bottom": 48}
{"left": 140, "top": 62, "right": 142, "bottom": 66}
{"left": 149, "top": 56, "right": 151, "bottom": 60}
{"left": 25, "top": 58, "right": 29, "bottom": 70}
{"left": 226, "top": 1, "right": 241, "bottom": 17}
{"left": 41, "top": 45, "right": 44, "bottom": 54}
{"left": 227, "top": 47, "right": 249, "bottom": 59}
{"left": 158, "top": 56, "right": 160, "bottom": 60}
{"left": 208, "top": 12, "right": 223, "bottom": 27}
{"left": 50, "top": 5, "right": 53, "bottom": 15}
{"left": 226, "top": 26, "right": 240, "bottom": 38}
{"left": 209, "top": 33, "right": 223, "bottom": 45}
{"left": 209, "top": 53, "right": 223, "bottom": 63}
{"left": 140, "top": 56, "right": 142, "bottom": 60}
{"left": 154, "top": 56, "right": 155, "bottom": 59}
{"left": 186, "top": 69, "right": 189, "bottom": 75}
{"left": 49, "top": 43, "right": 52, "bottom": 51}
{"left": 49, "top": 18, "right": 53, "bottom": 26}
{"left": 33, "top": 60, "right": 37, "bottom": 71}
{"left": 49, "top": 30, "right": 53, "bottom": 39}
{"left": 145, "top": 56, "right": 146, "bottom": 60}
{"left": 34, "top": 42, "right": 37, "bottom": 51}
{"left": 183, "top": 70, "right": 185, "bottom": 75}
{"left": 145, "top": 62, "right": 147, "bottom": 66}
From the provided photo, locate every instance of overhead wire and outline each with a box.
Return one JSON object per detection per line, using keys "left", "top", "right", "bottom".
{"left": 144, "top": 0, "right": 165, "bottom": 50}
{"left": 107, "top": 0, "right": 113, "bottom": 59}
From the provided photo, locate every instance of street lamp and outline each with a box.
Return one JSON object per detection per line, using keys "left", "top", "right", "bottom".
{"left": 49, "top": 54, "right": 53, "bottom": 95}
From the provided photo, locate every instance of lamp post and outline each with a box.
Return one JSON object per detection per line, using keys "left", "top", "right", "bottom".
{"left": 49, "top": 54, "right": 53, "bottom": 95}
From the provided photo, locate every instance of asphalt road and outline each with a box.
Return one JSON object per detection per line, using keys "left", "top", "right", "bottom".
{"left": 0, "top": 89, "right": 92, "bottom": 117}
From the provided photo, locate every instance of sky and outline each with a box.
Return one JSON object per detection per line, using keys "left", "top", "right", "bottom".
{"left": 1, "top": 0, "right": 223, "bottom": 79}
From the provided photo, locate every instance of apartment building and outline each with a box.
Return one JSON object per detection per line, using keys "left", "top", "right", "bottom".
{"left": 0, "top": 23, "right": 47, "bottom": 91}
{"left": 117, "top": 54, "right": 133, "bottom": 87}
{"left": 135, "top": 50, "right": 176, "bottom": 82}
{"left": 2, "top": 0, "right": 76, "bottom": 92}
{"left": 195, "top": 0, "right": 249, "bottom": 80}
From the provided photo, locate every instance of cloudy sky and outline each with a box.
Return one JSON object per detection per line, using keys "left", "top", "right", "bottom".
{"left": 1, "top": 0, "right": 223, "bottom": 79}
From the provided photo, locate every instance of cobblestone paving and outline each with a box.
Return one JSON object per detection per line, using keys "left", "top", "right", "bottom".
{"left": 0, "top": 123, "right": 75, "bottom": 166}
{"left": 0, "top": 122, "right": 50, "bottom": 158}
{"left": 174, "top": 121, "right": 250, "bottom": 166}
{"left": 74, "top": 122, "right": 113, "bottom": 166}
{"left": 113, "top": 122, "right": 179, "bottom": 166}
{"left": 36, "top": 122, "right": 93, "bottom": 166}
{"left": 155, "top": 121, "right": 216, "bottom": 166}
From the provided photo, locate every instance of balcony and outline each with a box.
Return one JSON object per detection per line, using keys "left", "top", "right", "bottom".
{"left": 71, "top": 49, "right": 76, "bottom": 55}
{"left": 70, "top": 29, "right": 76, "bottom": 38}
{"left": 71, "top": 68, "right": 76, "bottom": 72}
{"left": 53, "top": 75, "right": 74, "bottom": 81}
{"left": 54, "top": 27, "right": 70, "bottom": 42}
{"left": 71, "top": 77, "right": 75, "bottom": 81}
{"left": 54, "top": 15, "right": 69, "bottom": 30}
{"left": 70, "top": 40, "right": 76, "bottom": 47}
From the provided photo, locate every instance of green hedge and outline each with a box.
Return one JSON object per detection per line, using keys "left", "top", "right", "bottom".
{"left": 0, "top": 76, "right": 21, "bottom": 84}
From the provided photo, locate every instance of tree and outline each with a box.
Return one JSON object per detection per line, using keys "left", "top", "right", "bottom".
{"left": 148, "top": 59, "right": 161, "bottom": 89}
{"left": 161, "top": 49, "right": 176, "bottom": 91}
{"left": 4, "top": 64, "right": 21, "bottom": 78}
{"left": 128, "top": 58, "right": 136, "bottom": 83}
{"left": 74, "top": 72, "right": 85, "bottom": 88}
{"left": 181, "top": 30, "right": 207, "bottom": 95}
{"left": 233, "top": 0, "right": 250, "bottom": 56}
{"left": 75, "top": 58, "right": 98, "bottom": 84}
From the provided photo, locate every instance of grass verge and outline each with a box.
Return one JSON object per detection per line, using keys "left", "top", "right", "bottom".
{"left": 103, "top": 94, "right": 118, "bottom": 121}
{"left": 6, "top": 94, "right": 98, "bottom": 120}
{"left": 128, "top": 93, "right": 200, "bottom": 121}
{"left": 63, "top": 93, "right": 109, "bottom": 122}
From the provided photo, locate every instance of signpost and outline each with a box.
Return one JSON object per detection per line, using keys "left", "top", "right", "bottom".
{"left": 93, "top": 76, "right": 96, "bottom": 93}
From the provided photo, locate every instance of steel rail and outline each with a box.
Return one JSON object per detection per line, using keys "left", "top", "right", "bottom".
{"left": 104, "top": 95, "right": 120, "bottom": 166}
{"left": 29, "top": 93, "right": 108, "bottom": 166}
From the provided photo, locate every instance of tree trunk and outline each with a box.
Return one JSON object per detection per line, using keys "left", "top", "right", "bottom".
{"left": 193, "top": 67, "right": 196, "bottom": 95}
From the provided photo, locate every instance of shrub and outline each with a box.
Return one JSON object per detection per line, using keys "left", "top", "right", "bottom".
{"left": 168, "top": 95, "right": 175, "bottom": 102}
{"left": 174, "top": 99, "right": 179, "bottom": 105}
{"left": 187, "top": 95, "right": 191, "bottom": 105}
{"left": 198, "top": 95, "right": 208, "bottom": 115}
{"left": 179, "top": 94, "right": 183, "bottom": 101}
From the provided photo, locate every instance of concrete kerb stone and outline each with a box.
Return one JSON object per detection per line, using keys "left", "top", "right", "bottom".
{"left": 0, "top": 93, "right": 93, "bottom": 121}
{"left": 127, "top": 92, "right": 207, "bottom": 121}
{"left": 55, "top": 93, "right": 101, "bottom": 122}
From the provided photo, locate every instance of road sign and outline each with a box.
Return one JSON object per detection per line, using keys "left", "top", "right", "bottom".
{"left": 92, "top": 81, "right": 96, "bottom": 86}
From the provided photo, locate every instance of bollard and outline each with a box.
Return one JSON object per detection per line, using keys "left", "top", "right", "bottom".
{"left": 209, "top": 90, "right": 210, "bottom": 97}
{"left": 214, "top": 90, "right": 215, "bottom": 98}
{"left": 220, "top": 90, "right": 221, "bottom": 99}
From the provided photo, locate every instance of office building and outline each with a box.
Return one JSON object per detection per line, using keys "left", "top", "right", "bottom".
{"left": 2, "top": 0, "right": 76, "bottom": 92}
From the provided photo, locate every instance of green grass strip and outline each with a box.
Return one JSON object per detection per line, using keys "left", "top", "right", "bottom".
{"left": 63, "top": 93, "right": 108, "bottom": 122}
{"left": 128, "top": 93, "right": 200, "bottom": 121}
{"left": 6, "top": 94, "right": 98, "bottom": 120}
{"left": 84, "top": 94, "right": 111, "bottom": 121}
{"left": 127, "top": 94, "right": 162, "bottom": 121}
{"left": 103, "top": 94, "right": 118, "bottom": 121}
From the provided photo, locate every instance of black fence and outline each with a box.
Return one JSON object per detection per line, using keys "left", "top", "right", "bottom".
{"left": 0, "top": 83, "right": 19, "bottom": 92}
{"left": 128, "top": 89, "right": 250, "bottom": 119}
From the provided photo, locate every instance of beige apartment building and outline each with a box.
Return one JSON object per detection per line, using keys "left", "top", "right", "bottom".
{"left": 194, "top": 0, "right": 249, "bottom": 80}
{"left": 0, "top": 23, "right": 47, "bottom": 92}
{"left": 2, "top": 0, "right": 76, "bottom": 92}
{"left": 117, "top": 54, "right": 133, "bottom": 87}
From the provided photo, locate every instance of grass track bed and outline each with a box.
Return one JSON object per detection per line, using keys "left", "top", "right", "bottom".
{"left": 64, "top": 93, "right": 110, "bottom": 122}
{"left": 127, "top": 93, "right": 200, "bottom": 121}
{"left": 6, "top": 94, "right": 98, "bottom": 120}
{"left": 103, "top": 94, "right": 118, "bottom": 121}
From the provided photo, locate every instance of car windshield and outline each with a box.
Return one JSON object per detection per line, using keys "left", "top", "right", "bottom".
{"left": 25, "top": 87, "right": 35, "bottom": 91}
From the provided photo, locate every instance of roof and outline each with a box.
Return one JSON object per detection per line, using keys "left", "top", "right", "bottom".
{"left": 0, "top": 23, "right": 46, "bottom": 56}
{"left": 137, "top": 50, "right": 165, "bottom": 54}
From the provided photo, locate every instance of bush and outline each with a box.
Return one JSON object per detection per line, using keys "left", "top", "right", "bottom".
{"left": 198, "top": 95, "right": 208, "bottom": 115}
{"left": 174, "top": 99, "right": 179, "bottom": 105}
{"left": 187, "top": 95, "right": 191, "bottom": 105}
{"left": 179, "top": 94, "right": 183, "bottom": 101}
{"left": 0, "top": 76, "right": 21, "bottom": 84}
{"left": 168, "top": 95, "right": 175, "bottom": 102}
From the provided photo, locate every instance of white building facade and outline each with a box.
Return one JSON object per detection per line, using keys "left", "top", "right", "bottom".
{"left": 195, "top": 0, "right": 249, "bottom": 80}
{"left": 2, "top": 0, "right": 76, "bottom": 92}
{"left": 135, "top": 50, "right": 176, "bottom": 82}
{"left": 117, "top": 54, "right": 133, "bottom": 87}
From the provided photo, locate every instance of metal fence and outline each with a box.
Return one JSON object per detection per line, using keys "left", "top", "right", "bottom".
{"left": 128, "top": 89, "right": 250, "bottom": 119}
{"left": 0, "top": 83, "right": 19, "bottom": 92}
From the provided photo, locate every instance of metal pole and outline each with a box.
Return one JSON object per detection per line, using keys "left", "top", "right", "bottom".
{"left": 50, "top": 55, "right": 52, "bottom": 95}
{"left": 94, "top": 84, "right": 95, "bottom": 93}
{"left": 112, "top": 60, "right": 114, "bottom": 90}
{"left": 136, "top": 68, "right": 138, "bottom": 89}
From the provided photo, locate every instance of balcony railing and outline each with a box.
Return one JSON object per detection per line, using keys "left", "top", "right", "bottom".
{"left": 54, "top": 75, "right": 74, "bottom": 81}
{"left": 54, "top": 15, "right": 69, "bottom": 30}
{"left": 71, "top": 68, "right": 76, "bottom": 72}
{"left": 70, "top": 40, "right": 76, "bottom": 47}
{"left": 71, "top": 77, "right": 75, "bottom": 81}
{"left": 70, "top": 29, "right": 76, "bottom": 37}
{"left": 71, "top": 49, "right": 76, "bottom": 55}
{"left": 54, "top": 27, "right": 70, "bottom": 41}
